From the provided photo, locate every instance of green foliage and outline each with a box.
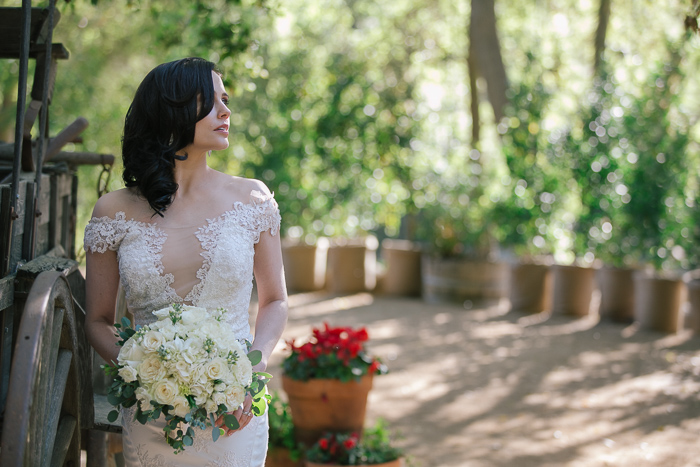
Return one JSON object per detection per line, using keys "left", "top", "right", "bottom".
{"left": 494, "top": 53, "right": 568, "bottom": 259}
{"left": 305, "top": 420, "right": 402, "bottom": 465}
{"left": 267, "top": 391, "right": 304, "bottom": 461}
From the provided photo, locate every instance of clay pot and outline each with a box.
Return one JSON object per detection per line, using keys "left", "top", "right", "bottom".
{"left": 550, "top": 264, "right": 596, "bottom": 317}
{"left": 421, "top": 256, "right": 509, "bottom": 305}
{"left": 508, "top": 263, "right": 551, "bottom": 314}
{"left": 633, "top": 273, "right": 686, "bottom": 333}
{"left": 266, "top": 447, "right": 301, "bottom": 467}
{"left": 305, "top": 459, "right": 403, "bottom": 467}
{"left": 282, "top": 239, "right": 329, "bottom": 292}
{"left": 281, "top": 374, "right": 373, "bottom": 445}
{"left": 380, "top": 239, "right": 422, "bottom": 297}
{"left": 597, "top": 267, "right": 636, "bottom": 323}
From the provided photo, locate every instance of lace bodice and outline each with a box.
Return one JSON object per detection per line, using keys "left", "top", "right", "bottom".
{"left": 84, "top": 190, "right": 280, "bottom": 343}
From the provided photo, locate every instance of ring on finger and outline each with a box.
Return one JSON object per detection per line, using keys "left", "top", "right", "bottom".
{"left": 242, "top": 411, "right": 252, "bottom": 416}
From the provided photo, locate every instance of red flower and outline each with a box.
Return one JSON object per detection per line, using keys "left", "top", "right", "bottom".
{"left": 343, "top": 437, "right": 357, "bottom": 449}
{"left": 319, "top": 438, "right": 329, "bottom": 450}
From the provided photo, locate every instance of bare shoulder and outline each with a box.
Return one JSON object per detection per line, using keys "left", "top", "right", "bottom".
{"left": 213, "top": 172, "right": 272, "bottom": 202}
{"left": 91, "top": 188, "right": 149, "bottom": 220}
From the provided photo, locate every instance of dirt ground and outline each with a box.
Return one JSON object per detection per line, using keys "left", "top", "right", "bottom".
{"left": 263, "top": 292, "right": 700, "bottom": 467}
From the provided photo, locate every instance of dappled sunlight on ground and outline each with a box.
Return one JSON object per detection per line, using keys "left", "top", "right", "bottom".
{"left": 260, "top": 293, "right": 700, "bottom": 467}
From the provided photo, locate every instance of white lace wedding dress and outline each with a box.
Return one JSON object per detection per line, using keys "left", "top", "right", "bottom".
{"left": 84, "top": 190, "right": 280, "bottom": 467}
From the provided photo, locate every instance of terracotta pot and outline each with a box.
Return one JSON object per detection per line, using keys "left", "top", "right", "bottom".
{"left": 282, "top": 374, "right": 373, "bottom": 445}
{"left": 686, "top": 279, "right": 700, "bottom": 333}
{"left": 380, "top": 239, "right": 422, "bottom": 297}
{"left": 325, "top": 237, "right": 378, "bottom": 294}
{"left": 550, "top": 264, "right": 596, "bottom": 317}
{"left": 508, "top": 263, "right": 551, "bottom": 314}
{"left": 597, "top": 267, "right": 635, "bottom": 323}
{"left": 305, "top": 459, "right": 403, "bottom": 467}
{"left": 282, "top": 239, "right": 329, "bottom": 292}
{"left": 421, "top": 256, "right": 509, "bottom": 305}
{"left": 266, "top": 447, "right": 301, "bottom": 467}
{"left": 634, "top": 274, "right": 686, "bottom": 333}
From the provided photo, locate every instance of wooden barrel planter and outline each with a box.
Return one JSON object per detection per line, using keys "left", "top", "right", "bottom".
{"left": 379, "top": 239, "right": 422, "bottom": 297}
{"left": 685, "top": 279, "right": 700, "bottom": 333}
{"left": 325, "top": 237, "right": 378, "bottom": 294}
{"left": 266, "top": 448, "right": 301, "bottom": 467}
{"left": 634, "top": 273, "right": 686, "bottom": 333}
{"left": 282, "top": 238, "right": 329, "bottom": 292}
{"left": 421, "top": 256, "right": 509, "bottom": 305}
{"left": 282, "top": 375, "right": 373, "bottom": 446}
{"left": 508, "top": 262, "right": 551, "bottom": 314}
{"left": 597, "top": 267, "right": 636, "bottom": 323}
{"left": 550, "top": 264, "right": 596, "bottom": 317}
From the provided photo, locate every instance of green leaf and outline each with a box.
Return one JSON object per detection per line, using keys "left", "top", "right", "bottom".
{"left": 223, "top": 414, "right": 240, "bottom": 430}
{"left": 247, "top": 350, "right": 262, "bottom": 366}
{"left": 107, "top": 393, "right": 121, "bottom": 406}
{"left": 121, "top": 317, "right": 132, "bottom": 328}
{"left": 212, "top": 427, "right": 222, "bottom": 442}
{"left": 107, "top": 410, "right": 119, "bottom": 422}
{"left": 183, "top": 435, "right": 193, "bottom": 446}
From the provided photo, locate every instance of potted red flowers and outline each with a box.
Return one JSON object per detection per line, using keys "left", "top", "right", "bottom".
{"left": 281, "top": 323, "right": 387, "bottom": 445}
{"left": 304, "top": 422, "right": 403, "bottom": 467}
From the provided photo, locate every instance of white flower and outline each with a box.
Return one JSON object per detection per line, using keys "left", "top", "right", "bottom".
{"left": 212, "top": 391, "right": 226, "bottom": 406}
{"left": 139, "top": 356, "right": 165, "bottom": 383}
{"left": 233, "top": 353, "right": 253, "bottom": 386}
{"left": 152, "top": 378, "right": 179, "bottom": 405}
{"left": 173, "top": 360, "right": 193, "bottom": 383}
{"left": 180, "top": 306, "right": 208, "bottom": 325}
{"left": 171, "top": 396, "right": 191, "bottom": 418}
{"left": 135, "top": 386, "right": 152, "bottom": 411}
{"left": 141, "top": 330, "right": 166, "bottom": 353}
{"left": 117, "top": 338, "right": 145, "bottom": 366}
{"left": 118, "top": 365, "right": 138, "bottom": 383}
{"left": 151, "top": 306, "right": 172, "bottom": 319}
{"left": 224, "top": 384, "right": 246, "bottom": 411}
{"left": 205, "top": 398, "right": 219, "bottom": 414}
{"left": 204, "top": 358, "right": 227, "bottom": 381}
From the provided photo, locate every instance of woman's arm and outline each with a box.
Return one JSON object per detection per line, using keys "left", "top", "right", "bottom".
{"left": 251, "top": 228, "right": 289, "bottom": 372}
{"left": 85, "top": 245, "right": 121, "bottom": 364}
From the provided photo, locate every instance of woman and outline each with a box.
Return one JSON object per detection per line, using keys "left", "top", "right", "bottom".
{"left": 84, "top": 57, "right": 288, "bottom": 466}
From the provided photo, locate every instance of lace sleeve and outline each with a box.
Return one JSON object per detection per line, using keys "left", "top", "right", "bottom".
{"left": 249, "top": 190, "right": 281, "bottom": 243}
{"left": 84, "top": 212, "right": 128, "bottom": 253}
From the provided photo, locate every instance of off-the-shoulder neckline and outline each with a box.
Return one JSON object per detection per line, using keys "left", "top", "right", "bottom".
{"left": 88, "top": 190, "right": 277, "bottom": 228}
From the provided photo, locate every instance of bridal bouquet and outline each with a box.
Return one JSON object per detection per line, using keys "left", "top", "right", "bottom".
{"left": 103, "top": 304, "right": 271, "bottom": 453}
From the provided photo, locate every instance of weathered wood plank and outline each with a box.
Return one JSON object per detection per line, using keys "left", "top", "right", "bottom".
{"left": 44, "top": 348, "right": 71, "bottom": 464}
{"left": 0, "top": 274, "right": 14, "bottom": 311}
{"left": 93, "top": 394, "right": 122, "bottom": 433}
{"left": 49, "top": 415, "right": 76, "bottom": 467}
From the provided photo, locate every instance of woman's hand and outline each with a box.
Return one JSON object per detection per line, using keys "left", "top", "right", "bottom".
{"left": 215, "top": 393, "right": 254, "bottom": 436}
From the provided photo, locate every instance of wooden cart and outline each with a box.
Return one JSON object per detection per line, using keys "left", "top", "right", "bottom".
{"left": 0, "top": 2, "right": 119, "bottom": 465}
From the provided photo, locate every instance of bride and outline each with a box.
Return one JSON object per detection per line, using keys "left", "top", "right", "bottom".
{"left": 84, "top": 57, "right": 288, "bottom": 466}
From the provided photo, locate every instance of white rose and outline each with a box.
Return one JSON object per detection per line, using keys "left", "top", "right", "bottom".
{"left": 118, "top": 365, "right": 138, "bottom": 383}
{"left": 171, "top": 396, "right": 191, "bottom": 418}
{"left": 139, "top": 356, "right": 165, "bottom": 383}
{"left": 212, "top": 391, "right": 226, "bottom": 406}
{"left": 205, "top": 398, "right": 219, "bottom": 414}
{"left": 117, "top": 339, "right": 145, "bottom": 366}
{"left": 153, "top": 378, "right": 179, "bottom": 405}
{"left": 141, "top": 330, "right": 166, "bottom": 353}
{"left": 204, "top": 358, "right": 227, "bottom": 381}
{"left": 224, "top": 384, "right": 246, "bottom": 411}
{"left": 190, "top": 384, "right": 208, "bottom": 406}
{"left": 234, "top": 354, "right": 253, "bottom": 386}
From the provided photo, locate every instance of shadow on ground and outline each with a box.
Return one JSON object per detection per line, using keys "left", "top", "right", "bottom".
{"left": 260, "top": 293, "right": 700, "bottom": 467}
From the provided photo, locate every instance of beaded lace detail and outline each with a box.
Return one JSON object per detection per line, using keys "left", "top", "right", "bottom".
{"left": 84, "top": 190, "right": 281, "bottom": 342}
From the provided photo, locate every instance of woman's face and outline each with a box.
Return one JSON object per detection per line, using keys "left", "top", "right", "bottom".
{"left": 190, "top": 71, "right": 230, "bottom": 154}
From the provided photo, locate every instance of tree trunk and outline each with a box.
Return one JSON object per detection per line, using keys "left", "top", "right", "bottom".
{"left": 467, "top": 42, "right": 480, "bottom": 147}
{"left": 469, "top": 0, "right": 508, "bottom": 124}
{"left": 593, "top": 0, "right": 612, "bottom": 75}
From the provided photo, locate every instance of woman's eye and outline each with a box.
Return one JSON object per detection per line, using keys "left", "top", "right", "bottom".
{"left": 222, "top": 98, "right": 229, "bottom": 105}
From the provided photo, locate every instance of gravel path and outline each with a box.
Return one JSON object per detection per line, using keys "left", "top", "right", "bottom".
{"left": 264, "top": 293, "right": 700, "bottom": 467}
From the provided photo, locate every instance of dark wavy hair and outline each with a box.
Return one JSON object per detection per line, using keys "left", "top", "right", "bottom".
{"left": 122, "top": 57, "right": 219, "bottom": 216}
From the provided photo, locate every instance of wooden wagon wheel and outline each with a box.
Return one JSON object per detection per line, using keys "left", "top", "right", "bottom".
{"left": 0, "top": 271, "right": 83, "bottom": 466}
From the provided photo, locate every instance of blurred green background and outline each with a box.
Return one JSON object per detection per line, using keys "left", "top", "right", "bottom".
{"left": 1, "top": 0, "right": 699, "bottom": 271}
